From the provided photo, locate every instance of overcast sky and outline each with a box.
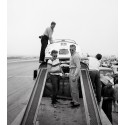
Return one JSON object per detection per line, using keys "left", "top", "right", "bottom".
{"left": 7, "top": 0, "right": 118, "bottom": 57}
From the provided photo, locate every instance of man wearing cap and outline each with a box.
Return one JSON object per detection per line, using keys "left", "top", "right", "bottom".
{"left": 39, "top": 22, "right": 56, "bottom": 64}
{"left": 69, "top": 44, "right": 81, "bottom": 107}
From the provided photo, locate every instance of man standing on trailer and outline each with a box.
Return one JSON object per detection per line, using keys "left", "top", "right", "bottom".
{"left": 39, "top": 22, "right": 56, "bottom": 64}
{"left": 69, "top": 44, "right": 81, "bottom": 107}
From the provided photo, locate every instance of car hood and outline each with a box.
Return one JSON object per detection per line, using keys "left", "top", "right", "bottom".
{"left": 100, "top": 75, "right": 114, "bottom": 85}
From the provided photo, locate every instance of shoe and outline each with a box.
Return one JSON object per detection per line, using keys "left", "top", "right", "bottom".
{"left": 52, "top": 103, "right": 57, "bottom": 108}
{"left": 71, "top": 103, "right": 80, "bottom": 108}
{"left": 39, "top": 61, "right": 47, "bottom": 65}
{"left": 42, "top": 61, "right": 47, "bottom": 65}
{"left": 39, "top": 60, "right": 43, "bottom": 63}
{"left": 55, "top": 99, "right": 60, "bottom": 103}
{"left": 70, "top": 101, "right": 74, "bottom": 105}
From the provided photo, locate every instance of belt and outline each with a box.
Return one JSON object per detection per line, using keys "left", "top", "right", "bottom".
{"left": 70, "top": 67, "right": 76, "bottom": 69}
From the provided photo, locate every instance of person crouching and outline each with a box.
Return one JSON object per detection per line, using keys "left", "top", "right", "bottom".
{"left": 47, "top": 50, "right": 64, "bottom": 108}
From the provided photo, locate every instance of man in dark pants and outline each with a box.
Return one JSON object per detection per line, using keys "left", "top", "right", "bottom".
{"left": 39, "top": 22, "right": 56, "bottom": 63}
{"left": 89, "top": 70, "right": 101, "bottom": 104}
{"left": 87, "top": 54, "right": 102, "bottom": 108}
{"left": 101, "top": 81, "right": 115, "bottom": 123}
{"left": 47, "top": 50, "right": 64, "bottom": 108}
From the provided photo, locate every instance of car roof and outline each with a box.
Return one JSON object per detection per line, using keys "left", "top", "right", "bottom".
{"left": 53, "top": 39, "right": 77, "bottom": 44}
{"left": 99, "top": 67, "right": 113, "bottom": 71}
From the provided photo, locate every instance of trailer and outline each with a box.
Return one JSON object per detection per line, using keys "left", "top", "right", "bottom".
{"left": 14, "top": 62, "right": 112, "bottom": 125}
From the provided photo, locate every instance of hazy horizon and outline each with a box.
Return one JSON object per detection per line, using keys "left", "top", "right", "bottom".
{"left": 7, "top": 53, "right": 117, "bottom": 58}
{"left": 8, "top": 0, "right": 118, "bottom": 57}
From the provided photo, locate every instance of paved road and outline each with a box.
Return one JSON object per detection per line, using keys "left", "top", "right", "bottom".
{"left": 7, "top": 60, "right": 39, "bottom": 125}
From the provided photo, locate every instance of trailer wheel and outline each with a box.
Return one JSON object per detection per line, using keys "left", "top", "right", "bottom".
{"left": 33, "top": 70, "right": 37, "bottom": 80}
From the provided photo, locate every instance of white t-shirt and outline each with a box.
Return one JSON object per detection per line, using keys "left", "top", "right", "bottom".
{"left": 43, "top": 27, "right": 53, "bottom": 41}
{"left": 88, "top": 57, "right": 100, "bottom": 71}
{"left": 47, "top": 59, "right": 61, "bottom": 75}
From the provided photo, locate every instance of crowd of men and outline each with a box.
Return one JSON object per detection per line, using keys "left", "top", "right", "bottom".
{"left": 39, "top": 22, "right": 118, "bottom": 124}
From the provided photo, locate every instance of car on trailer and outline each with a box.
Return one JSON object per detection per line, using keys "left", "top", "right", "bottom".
{"left": 35, "top": 39, "right": 84, "bottom": 79}
{"left": 45, "top": 39, "right": 83, "bottom": 62}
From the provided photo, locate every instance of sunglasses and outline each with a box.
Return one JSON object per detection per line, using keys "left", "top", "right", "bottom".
{"left": 70, "top": 49, "right": 74, "bottom": 52}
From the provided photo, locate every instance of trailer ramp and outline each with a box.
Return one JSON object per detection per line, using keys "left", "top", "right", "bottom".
{"left": 20, "top": 62, "right": 110, "bottom": 125}
{"left": 20, "top": 66, "right": 47, "bottom": 125}
{"left": 80, "top": 69, "right": 102, "bottom": 125}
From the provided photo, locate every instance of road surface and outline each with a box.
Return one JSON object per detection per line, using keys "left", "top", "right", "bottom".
{"left": 7, "top": 60, "right": 39, "bottom": 125}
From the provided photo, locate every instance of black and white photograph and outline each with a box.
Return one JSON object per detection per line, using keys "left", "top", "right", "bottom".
{"left": 2, "top": 0, "right": 121, "bottom": 124}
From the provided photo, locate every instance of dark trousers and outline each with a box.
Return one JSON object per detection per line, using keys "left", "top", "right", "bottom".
{"left": 102, "top": 101, "right": 112, "bottom": 123}
{"left": 50, "top": 75, "right": 60, "bottom": 104}
{"left": 89, "top": 70, "right": 101, "bottom": 103}
{"left": 39, "top": 35, "right": 49, "bottom": 61}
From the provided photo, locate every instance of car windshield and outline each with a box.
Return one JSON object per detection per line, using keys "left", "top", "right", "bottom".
{"left": 59, "top": 49, "right": 69, "bottom": 55}
{"left": 53, "top": 39, "right": 76, "bottom": 44}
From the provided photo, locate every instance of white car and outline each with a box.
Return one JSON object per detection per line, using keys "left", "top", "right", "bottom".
{"left": 45, "top": 39, "right": 83, "bottom": 61}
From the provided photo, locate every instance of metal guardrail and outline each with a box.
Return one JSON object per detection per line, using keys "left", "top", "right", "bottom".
{"left": 86, "top": 68, "right": 103, "bottom": 124}
{"left": 80, "top": 62, "right": 103, "bottom": 125}
{"left": 20, "top": 68, "right": 47, "bottom": 125}
{"left": 81, "top": 70, "right": 102, "bottom": 125}
{"left": 80, "top": 70, "right": 90, "bottom": 125}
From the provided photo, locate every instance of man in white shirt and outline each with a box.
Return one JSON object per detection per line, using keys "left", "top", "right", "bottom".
{"left": 69, "top": 44, "right": 81, "bottom": 107}
{"left": 39, "top": 22, "right": 56, "bottom": 63}
{"left": 47, "top": 50, "right": 64, "bottom": 108}
{"left": 89, "top": 56, "right": 101, "bottom": 71}
{"left": 88, "top": 54, "right": 102, "bottom": 106}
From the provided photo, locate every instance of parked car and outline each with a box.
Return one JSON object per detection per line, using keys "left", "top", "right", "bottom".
{"left": 99, "top": 67, "right": 114, "bottom": 76}
{"left": 99, "top": 67, "right": 114, "bottom": 85}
